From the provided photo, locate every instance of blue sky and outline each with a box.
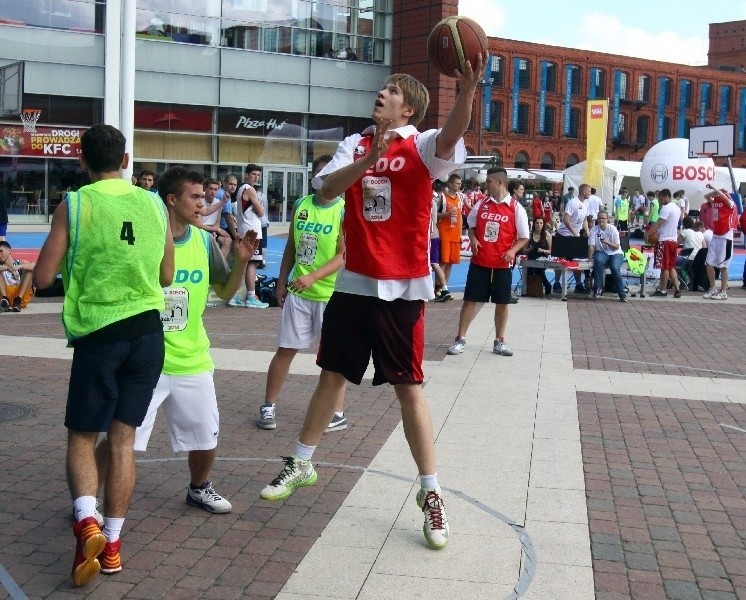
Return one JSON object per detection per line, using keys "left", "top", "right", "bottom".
{"left": 459, "top": 0, "right": 746, "bottom": 65}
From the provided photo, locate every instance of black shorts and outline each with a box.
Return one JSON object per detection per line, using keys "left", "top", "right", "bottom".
{"left": 463, "top": 264, "right": 512, "bottom": 304}
{"left": 261, "top": 225, "right": 268, "bottom": 249}
{"left": 65, "top": 330, "right": 165, "bottom": 432}
{"left": 317, "top": 292, "right": 425, "bottom": 386}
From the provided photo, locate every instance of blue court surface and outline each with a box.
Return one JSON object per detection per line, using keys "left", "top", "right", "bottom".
{"left": 7, "top": 230, "right": 746, "bottom": 290}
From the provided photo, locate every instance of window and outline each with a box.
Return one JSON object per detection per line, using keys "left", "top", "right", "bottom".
{"left": 489, "top": 149, "right": 503, "bottom": 165}
{"left": 660, "top": 77, "right": 672, "bottom": 106}
{"left": 540, "top": 153, "right": 554, "bottom": 169}
{"left": 662, "top": 116, "right": 672, "bottom": 139}
{"left": 514, "top": 151, "right": 529, "bottom": 169}
{"left": 516, "top": 103, "right": 530, "bottom": 134}
{"left": 544, "top": 62, "right": 557, "bottom": 93}
{"left": 24, "top": 94, "right": 103, "bottom": 127}
{"left": 637, "top": 75, "right": 651, "bottom": 103}
{"left": 636, "top": 115, "right": 649, "bottom": 145}
{"left": 540, "top": 106, "right": 555, "bottom": 137}
{"left": 568, "top": 108, "right": 581, "bottom": 138}
{"left": 617, "top": 113, "right": 627, "bottom": 141}
{"left": 0, "top": 0, "right": 106, "bottom": 33}
{"left": 487, "top": 101, "right": 503, "bottom": 133}
{"left": 565, "top": 154, "right": 579, "bottom": 168}
{"left": 518, "top": 59, "right": 531, "bottom": 90}
{"left": 589, "top": 68, "right": 606, "bottom": 99}
{"left": 489, "top": 56, "right": 504, "bottom": 87}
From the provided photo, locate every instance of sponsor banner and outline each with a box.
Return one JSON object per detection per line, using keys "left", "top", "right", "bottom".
{"left": 563, "top": 64, "right": 574, "bottom": 136}
{"left": 584, "top": 100, "right": 608, "bottom": 188}
{"left": 677, "top": 80, "right": 690, "bottom": 137}
{"left": 612, "top": 70, "right": 622, "bottom": 140}
{"left": 656, "top": 76, "right": 666, "bottom": 142}
{"left": 0, "top": 124, "right": 84, "bottom": 158}
{"left": 589, "top": 67, "right": 599, "bottom": 100}
{"left": 719, "top": 86, "right": 731, "bottom": 125}
{"left": 699, "top": 83, "right": 711, "bottom": 125}
{"left": 483, "top": 77, "right": 492, "bottom": 129}
{"left": 511, "top": 58, "right": 521, "bottom": 132}
{"left": 739, "top": 88, "right": 746, "bottom": 150}
{"left": 538, "top": 61, "right": 547, "bottom": 134}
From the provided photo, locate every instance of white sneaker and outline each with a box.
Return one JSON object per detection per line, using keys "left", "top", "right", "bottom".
{"left": 447, "top": 337, "right": 466, "bottom": 355}
{"left": 228, "top": 294, "right": 245, "bottom": 307}
{"left": 260, "top": 456, "right": 317, "bottom": 501}
{"left": 416, "top": 488, "right": 449, "bottom": 549}
{"left": 245, "top": 295, "right": 269, "bottom": 308}
{"left": 493, "top": 339, "right": 513, "bottom": 356}
{"left": 257, "top": 404, "right": 276, "bottom": 430}
{"left": 186, "top": 481, "right": 232, "bottom": 513}
{"left": 703, "top": 288, "right": 718, "bottom": 299}
{"left": 712, "top": 290, "right": 728, "bottom": 300}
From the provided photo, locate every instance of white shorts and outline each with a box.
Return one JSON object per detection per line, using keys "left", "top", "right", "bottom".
{"left": 277, "top": 292, "right": 327, "bottom": 349}
{"left": 705, "top": 237, "right": 733, "bottom": 269}
{"left": 134, "top": 372, "right": 219, "bottom": 452}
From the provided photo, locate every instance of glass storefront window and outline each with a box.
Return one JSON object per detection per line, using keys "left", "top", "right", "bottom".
{"left": 24, "top": 95, "right": 103, "bottom": 128}
{"left": 1, "top": 0, "right": 105, "bottom": 33}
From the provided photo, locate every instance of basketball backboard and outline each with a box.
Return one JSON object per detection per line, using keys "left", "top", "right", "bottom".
{"left": 688, "top": 123, "right": 735, "bottom": 158}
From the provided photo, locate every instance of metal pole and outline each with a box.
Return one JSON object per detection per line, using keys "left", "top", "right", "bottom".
{"left": 121, "top": 0, "right": 136, "bottom": 182}
{"left": 103, "top": 0, "right": 121, "bottom": 127}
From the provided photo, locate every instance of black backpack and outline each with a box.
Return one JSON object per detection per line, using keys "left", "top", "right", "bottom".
{"left": 256, "top": 276, "right": 279, "bottom": 307}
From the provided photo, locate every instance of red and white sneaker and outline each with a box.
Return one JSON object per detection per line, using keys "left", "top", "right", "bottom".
{"left": 415, "top": 488, "right": 450, "bottom": 549}
{"left": 99, "top": 539, "right": 122, "bottom": 574}
{"left": 71, "top": 516, "right": 105, "bottom": 587}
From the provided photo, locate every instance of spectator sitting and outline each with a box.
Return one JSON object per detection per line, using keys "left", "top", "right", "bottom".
{"left": 0, "top": 241, "right": 35, "bottom": 312}
{"left": 345, "top": 47, "right": 358, "bottom": 61}
{"left": 524, "top": 216, "right": 552, "bottom": 296}
{"left": 677, "top": 216, "right": 704, "bottom": 261}
{"left": 588, "top": 211, "right": 627, "bottom": 302}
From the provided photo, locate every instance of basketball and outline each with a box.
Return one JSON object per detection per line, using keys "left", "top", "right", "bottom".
{"left": 645, "top": 227, "right": 659, "bottom": 245}
{"left": 427, "top": 16, "right": 487, "bottom": 78}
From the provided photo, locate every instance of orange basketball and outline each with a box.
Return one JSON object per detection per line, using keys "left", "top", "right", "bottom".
{"left": 645, "top": 227, "right": 659, "bottom": 245}
{"left": 427, "top": 16, "right": 487, "bottom": 78}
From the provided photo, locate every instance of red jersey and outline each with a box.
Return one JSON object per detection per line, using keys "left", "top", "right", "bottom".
{"left": 542, "top": 198, "right": 553, "bottom": 223}
{"left": 472, "top": 197, "right": 519, "bottom": 269}
{"left": 712, "top": 191, "right": 737, "bottom": 236}
{"left": 344, "top": 134, "right": 432, "bottom": 279}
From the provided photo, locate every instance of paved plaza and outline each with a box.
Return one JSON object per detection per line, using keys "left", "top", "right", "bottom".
{"left": 1, "top": 282, "right": 745, "bottom": 599}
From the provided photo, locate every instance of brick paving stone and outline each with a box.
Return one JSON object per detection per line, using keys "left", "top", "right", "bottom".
{"left": 580, "top": 392, "right": 746, "bottom": 600}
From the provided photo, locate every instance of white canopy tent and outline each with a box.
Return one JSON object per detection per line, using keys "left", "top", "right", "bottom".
{"left": 563, "top": 160, "right": 746, "bottom": 209}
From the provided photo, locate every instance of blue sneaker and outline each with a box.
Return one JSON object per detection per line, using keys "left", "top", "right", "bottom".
{"left": 245, "top": 295, "right": 269, "bottom": 309}
{"left": 228, "top": 294, "right": 245, "bottom": 307}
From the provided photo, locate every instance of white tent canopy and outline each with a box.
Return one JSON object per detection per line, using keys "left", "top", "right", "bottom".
{"left": 563, "top": 160, "right": 746, "bottom": 209}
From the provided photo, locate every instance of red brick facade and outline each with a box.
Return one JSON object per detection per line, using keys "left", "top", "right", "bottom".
{"left": 393, "top": 8, "right": 746, "bottom": 170}
{"left": 709, "top": 21, "right": 746, "bottom": 70}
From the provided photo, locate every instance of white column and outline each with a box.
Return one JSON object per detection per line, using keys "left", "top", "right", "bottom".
{"left": 103, "top": 0, "right": 121, "bottom": 128}
{"left": 121, "top": 0, "right": 137, "bottom": 181}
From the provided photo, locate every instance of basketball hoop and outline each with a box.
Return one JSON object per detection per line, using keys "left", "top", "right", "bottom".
{"left": 695, "top": 152, "right": 714, "bottom": 165}
{"left": 19, "top": 109, "right": 41, "bottom": 133}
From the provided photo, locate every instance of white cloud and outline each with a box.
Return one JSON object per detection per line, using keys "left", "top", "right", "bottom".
{"left": 535, "top": 13, "right": 709, "bottom": 66}
{"left": 458, "top": 0, "right": 508, "bottom": 37}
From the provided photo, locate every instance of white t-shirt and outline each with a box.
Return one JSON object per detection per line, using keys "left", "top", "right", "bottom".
{"left": 201, "top": 200, "right": 221, "bottom": 228}
{"left": 677, "top": 195, "right": 690, "bottom": 214}
{"left": 679, "top": 229, "right": 704, "bottom": 254}
{"left": 657, "top": 202, "right": 681, "bottom": 242}
{"left": 587, "top": 195, "right": 603, "bottom": 219}
{"left": 557, "top": 198, "right": 588, "bottom": 236}
{"left": 588, "top": 223, "right": 623, "bottom": 255}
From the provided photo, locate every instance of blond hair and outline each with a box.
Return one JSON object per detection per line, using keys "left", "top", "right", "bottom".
{"left": 384, "top": 73, "right": 430, "bottom": 127}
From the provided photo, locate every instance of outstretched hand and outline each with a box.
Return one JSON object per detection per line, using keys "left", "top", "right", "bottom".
{"left": 235, "top": 230, "right": 260, "bottom": 262}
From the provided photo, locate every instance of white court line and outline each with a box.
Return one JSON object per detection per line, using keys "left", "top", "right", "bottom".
{"left": 720, "top": 423, "right": 746, "bottom": 434}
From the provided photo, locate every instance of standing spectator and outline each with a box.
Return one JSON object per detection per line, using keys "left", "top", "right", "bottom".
{"left": 645, "top": 191, "right": 659, "bottom": 228}
{"left": 259, "top": 61, "right": 485, "bottom": 550}
{"left": 258, "top": 155, "right": 347, "bottom": 432}
{"left": 217, "top": 174, "right": 239, "bottom": 240}
{"left": 0, "top": 241, "right": 35, "bottom": 311}
{"left": 524, "top": 216, "right": 552, "bottom": 296}
{"left": 588, "top": 211, "right": 627, "bottom": 302}
{"left": 436, "top": 173, "right": 464, "bottom": 301}
{"left": 630, "top": 188, "right": 647, "bottom": 229}
{"left": 33, "top": 124, "right": 174, "bottom": 587}
{"left": 137, "top": 169, "right": 155, "bottom": 191}
{"left": 586, "top": 187, "right": 603, "bottom": 226}
{"left": 463, "top": 178, "right": 484, "bottom": 231}
{"left": 199, "top": 178, "right": 231, "bottom": 258}
{"left": 447, "top": 166, "right": 529, "bottom": 356}
{"left": 508, "top": 180, "right": 526, "bottom": 208}
{"left": 431, "top": 181, "right": 449, "bottom": 301}
{"left": 542, "top": 192, "right": 554, "bottom": 224}
{"left": 613, "top": 187, "right": 630, "bottom": 232}
{"left": 231, "top": 164, "right": 268, "bottom": 308}
{"left": 703, "top": 184, "right": 737, "bottom": 300}
{"left": 552, "top": 190, "right": 561, "bottom": 212}
{"left": 531, "top": 192, "right": 543, "bottom": 222}
{"left": 674, "top": 189, "right": 690, "bottom": 227}
{"left": 560, "top": 186, "right": 575, "bottom": 214}
{"left": 648, "top": 188, "right": 682, "bottom": 298}
{"left": 698, "top": 192, "right": 715, "bottom": 232}
{"left": 554, "top": 182, "right": 591, "bottom": 293}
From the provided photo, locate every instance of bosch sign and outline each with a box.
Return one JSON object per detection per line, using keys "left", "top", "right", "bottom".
{"left": 672, "top": 165, "right": 715, "bottom": 181}
{"left": 640, "top": 138, "right": 714, "bottom": 204}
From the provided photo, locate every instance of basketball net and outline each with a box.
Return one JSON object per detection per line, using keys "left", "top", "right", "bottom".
{"left": 19, "top": 109, "right": 42, "bottom": 133}
{"left": 696, "top": 152, "right": 714, "bottom": 165}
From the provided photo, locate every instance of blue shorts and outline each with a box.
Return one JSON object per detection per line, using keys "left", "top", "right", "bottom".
{"left": 65, "top": 330, "right": 165, "bottom": 432}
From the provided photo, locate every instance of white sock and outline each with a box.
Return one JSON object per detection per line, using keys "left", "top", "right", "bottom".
{"left": 73, "top": 496, "right": 97, "bottom": 522}
{"left": 419, "top": 473, "right": 439, "bottom": 490}
{"left": 103, "top": 517, "right": 125, "bottom": 543}
{"left": 293, "top": 441, "right": 315, "bottom": 462}
{"left": 247, "top": 291, "right": 256, "bottom": 298}
{"left": 335, "top": 411, "right": 344, "bottom": 418}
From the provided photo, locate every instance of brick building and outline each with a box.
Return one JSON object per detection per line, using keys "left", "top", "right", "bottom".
{"left": 395, "top": 10, "right": 746, "bottom": 172}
